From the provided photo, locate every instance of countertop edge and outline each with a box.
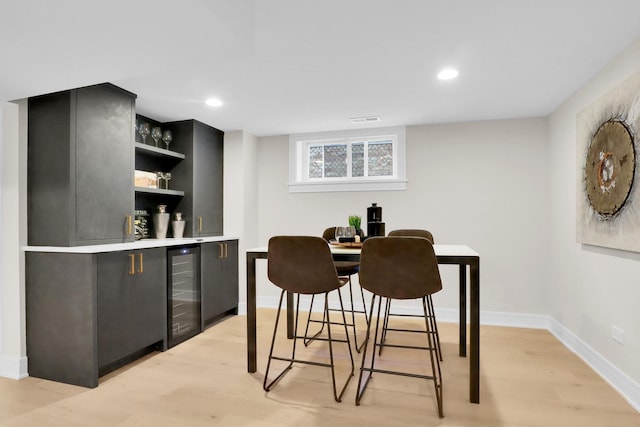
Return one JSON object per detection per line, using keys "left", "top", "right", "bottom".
{"left": 23, "top": 236, "right": 239, "bottom": 253}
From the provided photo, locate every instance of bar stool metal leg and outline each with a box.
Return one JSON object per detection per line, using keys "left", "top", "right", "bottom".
{"left": 355, "top": 295, "right": 443, "bottom": 418}
{"left": 304, "top": 275, "right": 367, "bottom": 353}
{"left": 264, "top": 289, "right": 355, "bottom": 402}
{"left": 378, "top": 296, "right": 443, "bottom": 362}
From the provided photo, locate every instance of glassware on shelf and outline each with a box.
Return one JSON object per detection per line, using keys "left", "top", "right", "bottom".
{"left": 162, "top": 130, "right": 172, "bottom": 150}
{"left": 138, "top": 123, "right": 150, "bottom": 144}
{"left": 151, "top": 127, "right": 162, "bottom": 147}
{"left": 156, "top": 172, "right": 172, "bottom": 189}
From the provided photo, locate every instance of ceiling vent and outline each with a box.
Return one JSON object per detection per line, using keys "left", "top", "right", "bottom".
{"left": 350, "top": 116, "right": 380, "bottom": 124}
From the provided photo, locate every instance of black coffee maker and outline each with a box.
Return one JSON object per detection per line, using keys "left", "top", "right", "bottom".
{"left": 366, "top": 203, "right": 385, "bottom": 237}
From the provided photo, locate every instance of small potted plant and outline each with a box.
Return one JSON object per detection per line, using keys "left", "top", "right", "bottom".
{"left": 348, "top": 215, "right": 362, "bottom": 235}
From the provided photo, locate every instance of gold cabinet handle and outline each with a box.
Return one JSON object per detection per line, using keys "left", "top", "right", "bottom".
{"left": 218, "top": 243, "right": 224, "bottom": 259}
{"left": 224, "top": 242, "right": 228, "bottom": 258}
{"left": 198, "top": 216, "right": 203, "bottom": 232}
{"left": 128, "top": 254, "right": 135, "bottom": 275}
{"left": 127, "top": 215, "right": 133, "bottom": 235}
{"left": 138, "top": 252, "right": 144, "bottom": 274}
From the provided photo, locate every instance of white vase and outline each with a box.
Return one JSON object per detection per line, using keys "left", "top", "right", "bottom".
{"left": 172, "top": 220, "right": 185, "bottom": 238}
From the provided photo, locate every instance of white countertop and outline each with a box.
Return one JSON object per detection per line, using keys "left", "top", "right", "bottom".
{"left": 23, "top": 236, "right": 238, "bottom": 253}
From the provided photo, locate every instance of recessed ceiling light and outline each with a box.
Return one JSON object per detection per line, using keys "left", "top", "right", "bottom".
{"left": 437, "top": 68, "right": 459, "bottom": 80}
{"left": 205, "top": 98, "right": 223, "bottom": 107}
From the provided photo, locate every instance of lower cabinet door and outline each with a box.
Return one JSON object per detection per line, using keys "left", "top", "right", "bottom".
{"left": 128, "top": 248, "right": 166, "bottom": 352}
{"left": 97, "top": 248, "right": 166, "bottom": 370}
{"left": 201, "top": 240, "right": 239, "bottom": 326}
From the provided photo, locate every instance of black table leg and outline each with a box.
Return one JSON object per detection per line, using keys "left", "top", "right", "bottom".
{"left": 247, "top": 254, "right": 257, "bottom": 373}
{"left": 470, "top": 258, "right": 480, "bottom": 403}
{"left": 459, "top": 264, "right": 467, "bottom": 357}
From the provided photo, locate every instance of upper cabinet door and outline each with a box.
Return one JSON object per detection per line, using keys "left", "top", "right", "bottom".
{"left": 192, "top": 122, "right": 223, "bottom": 236}
{"left": 75, "top": 85, "right": 135, "bottom": 244}
{"left": 168, "top": 119, "right": 224, "bottom": 238}
{"left": 28, "top": 83, "right": 136, "bottom": 246}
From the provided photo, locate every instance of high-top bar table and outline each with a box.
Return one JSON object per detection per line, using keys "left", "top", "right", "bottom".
{"left": 246, "top": 244, "right": 481, "bottom": 403}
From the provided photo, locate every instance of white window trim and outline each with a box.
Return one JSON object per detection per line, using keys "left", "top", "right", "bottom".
{"left": 289, "top": 126, "right": 407, "bottom": 193}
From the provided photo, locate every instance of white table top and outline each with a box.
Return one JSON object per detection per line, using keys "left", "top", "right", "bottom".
{"left": 248, "top": 243, "right": 479, "bottom": 257}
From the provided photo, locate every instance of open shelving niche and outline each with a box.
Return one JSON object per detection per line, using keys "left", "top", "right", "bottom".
{"left": 134, "top": 115, "right": 186, "bottom": 238}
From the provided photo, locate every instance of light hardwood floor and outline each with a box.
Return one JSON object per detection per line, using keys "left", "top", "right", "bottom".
{"left": 1, "top": 308, "right": 638, "bottom": 426}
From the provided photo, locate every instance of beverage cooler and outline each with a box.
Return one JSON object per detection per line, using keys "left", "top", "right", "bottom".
{"left": 167, "top": 245, "right": 201, "bottom": 348}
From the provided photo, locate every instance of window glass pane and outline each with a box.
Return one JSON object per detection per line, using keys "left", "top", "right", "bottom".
{"left": 324, "top": 144, "right": 347, "bottom": 177}
{"left": 308, "top": 145, "right": 323, "bottom": 178}
{"left": 352, "top": 142, "right": 364, "bottom": 177}
{"left": 367, "top": 140, "right": 393, "bottom": 176}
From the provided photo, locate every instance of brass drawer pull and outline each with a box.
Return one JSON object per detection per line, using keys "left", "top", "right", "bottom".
{"left": 128, "top": 254, "right": 135, "bottom": 275}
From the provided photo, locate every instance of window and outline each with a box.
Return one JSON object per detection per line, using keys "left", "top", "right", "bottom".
{"left": 289, "top": 127, "right": 406, "bottom": 192}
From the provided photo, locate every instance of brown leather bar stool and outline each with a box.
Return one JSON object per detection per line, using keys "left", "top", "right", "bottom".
{"left": 355, "top": 236, "right": 444, "bottom": 418}
{"left": 381, "top": 229, "right": 442, "bottom": 362}
{"left": 303, "top": 227, "right": 368, "bottom": 353}
{"left": 265, "top": 236, "right": 355, "bottom": 402}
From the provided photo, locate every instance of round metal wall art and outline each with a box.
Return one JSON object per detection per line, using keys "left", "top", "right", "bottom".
{"left": 585, "top": 119, "right": 635, "bottom": 218}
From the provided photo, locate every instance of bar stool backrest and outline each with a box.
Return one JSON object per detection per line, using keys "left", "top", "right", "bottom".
{"left": 268, "top": 235, "right": 342, "bottom": 295}
{"left": 388, "top": 229, "right": 435, "bottom": 244}
{"left": 359, "top": 236, "right": 442, "bottom": 299}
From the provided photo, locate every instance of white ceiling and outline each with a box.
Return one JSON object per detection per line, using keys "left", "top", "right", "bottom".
{"left": 2, "top": 0, "right": 640, "bottom": 137}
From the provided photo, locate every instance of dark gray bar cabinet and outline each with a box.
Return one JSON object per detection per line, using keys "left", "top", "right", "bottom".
{"left": 24, "top": 237, "right": 238, "bottom": 388}
{"left": 26, "top": 247, "right": 166, "bottom": 388}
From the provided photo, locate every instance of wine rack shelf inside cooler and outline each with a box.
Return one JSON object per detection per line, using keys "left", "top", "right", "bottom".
{"left": 167, "top": 246, "right": 201, "bottom": 348}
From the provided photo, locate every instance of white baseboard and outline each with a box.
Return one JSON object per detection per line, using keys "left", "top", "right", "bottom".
{"left": 548, "top": 318, "right": 640, "bottom": 412}
{"left": 0, "top": 354, "right": 28, "bottom": 380}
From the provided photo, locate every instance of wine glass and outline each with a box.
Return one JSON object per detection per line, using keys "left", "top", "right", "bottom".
{"left": 162, "top": 130, "right": 172, "bottom": 150}
{"left": 335, "top": 226, "right": 347, "bottom": 242}
{"left": 151, "top": 127, "right": 162, "bottom": 147}
{"left": 164, "top": 172, "right": 171, "bottom": 189}
{"left": 156, "top": 172, "right": 164, "bottom": 188}
{"left": 138, "top": 123, "right": 150, "bottom": 144}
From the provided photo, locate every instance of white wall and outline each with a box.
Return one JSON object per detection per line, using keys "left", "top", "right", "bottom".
{"left": 255, "top": 118, "right": 550, "bottom": 316}
{"left": 224, "top": 130, "right": 259, "bottom": 312}
{"left": 0, "top": 101, "right": 27, "bottom": 379}
{"left": 548, "top": 38, "right": 640, "bottom": 387}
